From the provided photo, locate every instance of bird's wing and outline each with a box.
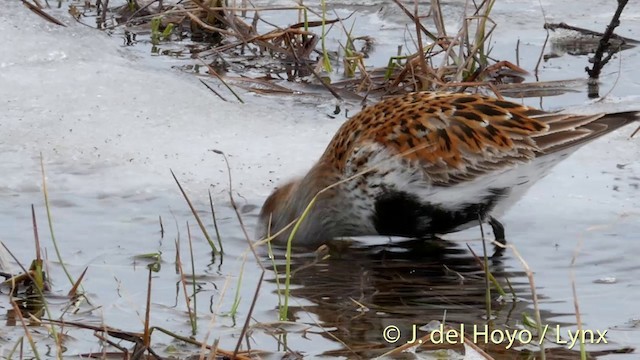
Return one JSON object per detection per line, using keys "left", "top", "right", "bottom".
{"left": 325, "top": 92, "right": 638, "bottom": 185}
{"left": 530, "top": 111, "right": 638, "bottom": 154}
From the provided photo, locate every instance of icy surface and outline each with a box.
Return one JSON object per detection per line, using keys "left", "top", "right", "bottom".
{"left": 0, "top": 11, "right": 337, "bottom": 199}
{"left": 1, "top": 0, "right": 640, "bottom": 358}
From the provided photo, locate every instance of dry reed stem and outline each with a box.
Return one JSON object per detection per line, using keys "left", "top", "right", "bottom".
{"left": 391, "top": 0, "right": 438, "bottom": 43}
{"left": 112, "top": 0, "right": 525, "bottom": 99}
{"left": 199, "top": 79, "right": 229, "bottom": 102}
{"left": 198, "top": 58, "right": 245, "bottom": 103}
{"left": 21, "top": 0, "right": 66, "bottom": 26}
{"left": 43, "top": 318, "right": 254, "bottom": 360}
{"left": 211, "top": 150, "right": 262, "bottom": 268}
{"left": 187, "top": 5, "right": 305, "bottom": 12}
{"left": 170, "top": 169, "right": 220, "bottom": 254}
{"left": 199, "top": 275, "right": 232, "bottom": 360}
{"left": 204, "top": 153, "right": 268, "bottom": 356}
{"left": 495, "top": 242, "right": 547, "bottom": 360}
{"left": 175, "top": 233, "right": 196, "bottom": 333}
{"left": 233, "top": 271, "right": 265, "bottom": 357}
{"left": 11, "top": 300, "right": 41, "bottom": 359}
{"left": 185, "top": 11, "right": 236, "bottom": 36}
{"left": 570, "top": 238, "right": 587, "bottom": 359}
{"left": 142, "top": 267, "right": 152, "bottom": 349}
{"left": 208, "top": 189, "right": 225, "bottom": 253}
{"left": 67, "top": 267, "right": 88, "bottom": 298}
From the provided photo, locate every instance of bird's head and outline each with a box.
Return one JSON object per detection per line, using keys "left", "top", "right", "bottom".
{"left": 257, "top": 180, "right": 299, "bottom": 241}
{"left": 257, "top": 164, "right": 339, "bottom": 245}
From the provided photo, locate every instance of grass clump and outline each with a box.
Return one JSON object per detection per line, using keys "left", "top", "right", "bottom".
{"left": 55, "top": 0, "right": 536, "bottom": 102}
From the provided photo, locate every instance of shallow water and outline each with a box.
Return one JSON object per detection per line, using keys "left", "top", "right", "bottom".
{"left": 1, "top": 0, "right": 640, "bottom": 359}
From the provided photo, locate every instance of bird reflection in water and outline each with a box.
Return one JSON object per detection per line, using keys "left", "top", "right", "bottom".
{"left": 264, "top": 238, "right": 629, "bottom": 359}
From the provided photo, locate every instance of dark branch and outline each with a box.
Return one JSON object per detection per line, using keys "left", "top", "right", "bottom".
{"left": 585, "top": 0, "right": 629, "bottom": 79}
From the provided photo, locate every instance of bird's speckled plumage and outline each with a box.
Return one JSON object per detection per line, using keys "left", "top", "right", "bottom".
{"left": 258, "top": 92, "right": 638, "bottom": 246}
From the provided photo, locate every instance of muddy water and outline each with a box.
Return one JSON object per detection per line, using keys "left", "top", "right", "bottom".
{"left": 2, "top": 0, "right": 640, "bottom": 359}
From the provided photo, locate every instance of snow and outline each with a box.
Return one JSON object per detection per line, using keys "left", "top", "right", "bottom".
{"left": 0, "top": 2, "right": 339, "bottom": 201}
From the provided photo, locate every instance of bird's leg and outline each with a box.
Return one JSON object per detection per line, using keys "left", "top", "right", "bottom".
{"left": 488, "top": 216, "right": 506, "bottom": 257}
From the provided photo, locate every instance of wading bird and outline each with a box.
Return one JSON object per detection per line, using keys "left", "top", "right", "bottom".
{"left": 258, "top": 92, "right": 638, "bottom": 251}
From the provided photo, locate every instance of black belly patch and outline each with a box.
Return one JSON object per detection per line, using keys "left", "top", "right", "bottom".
{"left": 372, "top": 188, "right": 508, "bottom": 237}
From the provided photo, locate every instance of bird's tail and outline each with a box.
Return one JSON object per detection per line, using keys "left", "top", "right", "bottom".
{"left": 531, "top": 111, "right": 639, "bottom": 155}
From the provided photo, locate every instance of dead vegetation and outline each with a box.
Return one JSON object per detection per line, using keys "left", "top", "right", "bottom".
{"left": 68, "top": 0, "right": 542, "bottom": 102}
{"left": 20, "top": 0, "right": 638, "bottom": 104}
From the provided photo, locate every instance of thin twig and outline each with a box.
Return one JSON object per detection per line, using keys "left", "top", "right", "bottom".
{"left": 210, "top": 150, "right": 263, "bottom": 269}
{"left": 570, "top": 238, "right": 587, "bottom": 360}
{"left": 208, "top": 189, "right": 224, "bottom": 253}
{"left": 170, "top": 169, "right": 219, "bottom": 254}
{"left": 507, "top": 244, "right": 546, "bottom": 360}
{"left": 233, "top": 271, "right": 265, "bottom": 357}
{"left": 413, "top": 0, "right": 430, "bottom": 91}
{"left": 477, "top": 215, "right": 492, "bottom": 322}
{"left": 142, "top": 267, "right": 152, "bottom": 348}
{"left": 197, "top": 57, "right": 245, "bottom": 104}
{"left": 199, "top": 79, "right": 229, "bottom": 102}
{"left": 11, "top": 300, "right": 41, "bottom": 360}
{"left": 534, "top": 30, "right": 550, "bottom": 80}
{"left": 303, "top": 62, "right": 343, "bottom": 101}
{"left": 391, "top": 0, "right": 438, "bottom": 42}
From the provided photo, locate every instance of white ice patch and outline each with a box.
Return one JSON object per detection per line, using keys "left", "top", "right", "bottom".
{"left": 0, "top": 2, "right": 341, "bottom": 202}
